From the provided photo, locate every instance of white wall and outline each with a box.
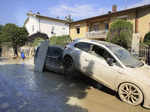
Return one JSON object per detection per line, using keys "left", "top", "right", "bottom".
{"left": 25, "top": 15, "right": 69, "bottom": 38}
{"left": 39, "top": 19, "right": 69, "bottom": 37}
{"left": 25, "top": 16, "right": 39, "bottom": 35}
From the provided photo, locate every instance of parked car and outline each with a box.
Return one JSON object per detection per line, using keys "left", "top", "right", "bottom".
{"left": 63, "top": 39, "right": 150, "bottom": 109}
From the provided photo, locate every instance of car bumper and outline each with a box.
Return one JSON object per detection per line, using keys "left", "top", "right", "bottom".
{"left": 143, "top": 97, "right": 150, "bottom": 109}
{"left": 142, "top": 86, "right": 150, "bottom": 109}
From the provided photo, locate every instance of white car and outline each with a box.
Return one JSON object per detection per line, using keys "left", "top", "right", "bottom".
{"left": 63, "top": 39, "right": 150, "bottom": 109}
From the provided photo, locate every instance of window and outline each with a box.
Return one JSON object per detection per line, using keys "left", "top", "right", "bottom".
{"left": 105, "top": 23, "right": 109, "bottom": 30}
{"left": 89, "top": 23, "right": 99, "bottom": 32}
{"left": 90, "top": 45, "right": 113, "bottom": 60}
{"left": 76, "top": 27, "right": 80, "bottom": 34}
{"left": 108, "top": 45, "right": 143, "bottom": 68}
{"left": 47, "top": 46, "right": 63, "bottom": 57}
{"left": 93, "top": 24, "right": 99, "bottom": 31}
{"left": 89, "top": 45, "right": 121, "bottom": 66}
{"left": 74, "top": 42, "right": 91, "bottom": 52}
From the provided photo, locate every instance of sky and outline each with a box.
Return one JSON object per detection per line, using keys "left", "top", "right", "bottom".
{"left": 0, "top": 0, "right": 150, "bottom": 26}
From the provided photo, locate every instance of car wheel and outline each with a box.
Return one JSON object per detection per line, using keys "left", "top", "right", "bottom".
{"left": 118, "top": 83, "right": 143, "bottom": 106}
{"left": 63, "top": 56, "right": 75, "bottom": 77}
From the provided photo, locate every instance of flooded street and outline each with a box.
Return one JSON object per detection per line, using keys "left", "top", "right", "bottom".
{"left": 0, "top": 58, "right": 149, "bottom": 112}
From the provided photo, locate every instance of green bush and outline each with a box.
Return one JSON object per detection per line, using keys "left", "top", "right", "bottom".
{"left": 143, "top": 32, "right": 150, "bottom": 46}
{"left": 32, "top": 37, "right": 45, "bottom": 47}
{"left": 50, "top": 35, "right": 72, "bottom": 47}
{"left": 106, "top": 19, "right": 133, "bottom": 49}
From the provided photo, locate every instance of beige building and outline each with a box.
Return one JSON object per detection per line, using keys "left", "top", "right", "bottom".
{"left": 70, "top": 4, "right": 150, "bottom": 41}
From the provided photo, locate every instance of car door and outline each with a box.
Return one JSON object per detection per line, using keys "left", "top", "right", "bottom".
{"left": 84, "top": 44, "right": 124, "bottom": 90}
{"left": 72, "top": 42, "right": 92, "bottom": 73}
{"left": 45, "top": 46, "right": 64, "bottom": 73}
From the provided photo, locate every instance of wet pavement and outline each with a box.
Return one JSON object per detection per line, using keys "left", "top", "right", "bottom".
{"left": 0, "top": 58, "right": 149, "bottom": 112}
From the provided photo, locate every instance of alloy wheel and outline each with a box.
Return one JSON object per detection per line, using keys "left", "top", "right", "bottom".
{"left": 118, "top": 83, "right": 143, "bottom": 106}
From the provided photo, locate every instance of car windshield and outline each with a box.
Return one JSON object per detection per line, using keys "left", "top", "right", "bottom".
{"left": 107, "top": 45, "right": 144, "bottom": 68}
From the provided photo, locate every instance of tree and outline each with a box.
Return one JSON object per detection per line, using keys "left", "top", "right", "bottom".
{"left": 106, "top": 19, "right": 133, "bottom": 49}
{"left": 32, "top": 37, "right": 45, "bottom": 47}
{"left": 0, "top": 23, "right": 28, "bottom": 56}
{"left": 65, "top": 15, "right": 73, "bottom": 23}
{"left": 50, "top": 35, "right": 72, "bottom": 46}
{"left": 0, "top": 25, "right": 3, "bottom": 44}
{"left": 143, "top": 32, "right": 150, "bottom": 46}
{"left": 0, "top": 25, "right": 3, "bottom": 32}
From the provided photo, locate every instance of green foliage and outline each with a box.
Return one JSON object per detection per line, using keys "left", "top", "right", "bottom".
{"left": 0, "top": 24, "right": 28, "bottom": 46}
{"left": 65, "top": 15, "right": 73, "bottom": 23}
{"left": 106, "top": 19, "right": 133, "bottom": 49}
{"left": 50, "top": 35, "right": 72, "bottom": 46}
{"left": 0, "top": 23, "right": 28, "bottom": 56}
{"left": 0, "top": 25, "right": 3, "bottom": 32}
{"left": 0, "top": 25, "right": 3, "bottom": 44}
{"left": 32, "top": 37, "right": 45, "bottom": 47}
{"left": 143, "top": 32, "right": 150, "bottom": 46}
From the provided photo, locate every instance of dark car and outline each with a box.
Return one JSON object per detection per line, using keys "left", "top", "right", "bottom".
{"left": 34, "top": 45, "right": 64, "bottom": 73}
{"left": 44, "top": 46, "right": 64, "bottom": 73}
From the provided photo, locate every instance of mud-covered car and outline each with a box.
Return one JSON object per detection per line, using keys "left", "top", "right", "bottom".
{"left": 35, "top": 45, "right": 64, "bottom": 73}
{"left": 63, "top": 39, "right": 150, "bottom": 109}
{"left": 44, "top": 46, "right": 64, "bottom": 73}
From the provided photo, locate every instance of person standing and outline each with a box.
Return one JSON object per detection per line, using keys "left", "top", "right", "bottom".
{"left": 21, "top": 51, "right": 25, "bottom": 60}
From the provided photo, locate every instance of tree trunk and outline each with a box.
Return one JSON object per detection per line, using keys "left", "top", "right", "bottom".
{"left": 13, "top": 46, "right": 18, "bottom": 57}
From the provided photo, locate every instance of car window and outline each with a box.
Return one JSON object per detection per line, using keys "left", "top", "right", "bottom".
{"left": 108, "top": 45, "right": 143, "bottom": 68}
{"left": 74, "top": 42, "right": 91, "bottom": 52}
{"left": 90, "top": 45, "right": 113, "bottom": 60}
{"left": 47, "top": 47, "right": 63, "bottom": 57}
{"left": 89, "top": 45, "right": 122, "bottom": 67}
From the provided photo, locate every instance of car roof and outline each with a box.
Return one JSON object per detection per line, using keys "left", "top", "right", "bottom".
{"left": 48, "top": 45, "right": 64, "bottom": 50}
{"left": 75, "top": 39, "right": 119, "bottom": 48}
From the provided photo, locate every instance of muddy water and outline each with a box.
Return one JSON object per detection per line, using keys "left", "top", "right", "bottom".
{"left": 0, "top": 59, "right": 149, "bottom": 112}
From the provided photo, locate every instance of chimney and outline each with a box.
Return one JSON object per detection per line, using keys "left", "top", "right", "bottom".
{"left": 112, "top": 5, "right": 117, "bottom": 12}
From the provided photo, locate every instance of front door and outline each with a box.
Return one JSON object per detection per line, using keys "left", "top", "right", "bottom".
{"left": 72, "top": 42, "right": 91, "bottom": 72}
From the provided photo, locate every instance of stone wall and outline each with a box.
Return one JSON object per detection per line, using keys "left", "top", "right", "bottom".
{"left": 1, "top": 46, "right": 35, "bottom": 58}
{"left": 1, "top": 47, "right": 14, "bottom": 57}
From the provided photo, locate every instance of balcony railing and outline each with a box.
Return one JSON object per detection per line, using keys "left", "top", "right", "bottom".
{"left": 86, "top": 30, "right": 108, "bottom": 39}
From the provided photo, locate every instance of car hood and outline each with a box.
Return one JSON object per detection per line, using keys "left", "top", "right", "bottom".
{"left": 127, "top": 64, "right": 150, "bottom": 82}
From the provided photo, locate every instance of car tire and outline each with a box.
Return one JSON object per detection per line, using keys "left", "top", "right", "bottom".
{"left": 63, "top": 56, "right": 76, "bottom": 79}
{"left": 118, "top": 83, "right": 143, "bottom": 106}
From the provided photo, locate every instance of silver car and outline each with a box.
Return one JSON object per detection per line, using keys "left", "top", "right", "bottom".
{"left": 63, "top": 39, "right": 150, "bottom": 109}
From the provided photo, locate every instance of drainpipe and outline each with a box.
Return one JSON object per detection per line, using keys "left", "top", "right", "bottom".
{"left": 38, "top": 18, "right": 41, "bottom": 32}
{"left": 86, "top": 22, "right": 89, "bottom": 32}
{"left": 135, "top": 9, "right": 138, "bottom": 33}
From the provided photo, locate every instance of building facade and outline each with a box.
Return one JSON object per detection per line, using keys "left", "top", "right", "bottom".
{"left": 70, "top": 4, "right": 150, "bottom": 41}
{"left": 24, "top": 12, "right": 69, "bottom": 38}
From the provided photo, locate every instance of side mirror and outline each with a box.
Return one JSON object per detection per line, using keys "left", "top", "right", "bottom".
{"left": 107, "top": 58, "right": 114, "bottom": 66}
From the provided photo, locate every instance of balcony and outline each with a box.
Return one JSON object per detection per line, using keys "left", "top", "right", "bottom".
{"left": 85, "top": 30, "right": 108, "bottom": 39}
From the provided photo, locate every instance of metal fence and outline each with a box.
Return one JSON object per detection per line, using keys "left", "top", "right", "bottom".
{"left": 139, "top": 46, "right": 150, "bottom": 65}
